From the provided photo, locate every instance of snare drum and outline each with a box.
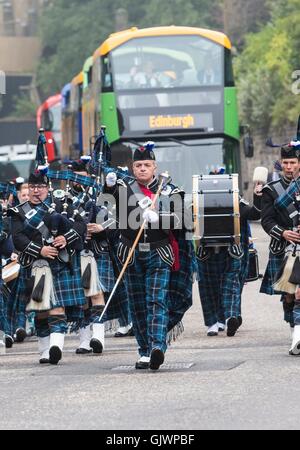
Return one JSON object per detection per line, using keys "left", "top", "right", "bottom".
{"left": 2, "top": 260, "right": 20, "bottom": 284}
{"left": 192, "top": 174, "right": 240, "bottom": 247}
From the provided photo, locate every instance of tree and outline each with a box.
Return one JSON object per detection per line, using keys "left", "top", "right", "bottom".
{"left": 37, "top": 0, "right": 222, "bottom": 98}
{"left": 235, "top": 0, "right": 300, "bottom": 133}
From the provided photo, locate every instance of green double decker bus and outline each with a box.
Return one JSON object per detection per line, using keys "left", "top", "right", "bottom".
{"left": 80, "top": 26, "right": 247, "bottom": 191}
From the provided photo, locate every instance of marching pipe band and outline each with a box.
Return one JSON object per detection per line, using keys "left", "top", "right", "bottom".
{"left": 2, "top": 117, "right": 300, "bottom": 368}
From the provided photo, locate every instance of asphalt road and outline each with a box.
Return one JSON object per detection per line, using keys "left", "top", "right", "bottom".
{"left": 0, "top": 223, "right": 298, "bottom": 430}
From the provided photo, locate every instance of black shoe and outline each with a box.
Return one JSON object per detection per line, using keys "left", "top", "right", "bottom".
{"left": 135, "top": 361, "right": 150, "bottom": 370}
{"left": 149, "top": 348, "right": 164, "bottom": 371}
{"left": 207, "top": 331, "right": 218, "bottom": 337}
{"left": 39, "top": 358, "right": 50, "bottom": 364}
{"left": 238, "top": 316, "right": 243, "bottom": 328}
{"left": 49, "top": 346, "right": 62, "bottom": 365}
{"left": 75, "top": 348, "right": 93, "bottom": 355}
{"left": 90, "top": 338, "right": 103, "bottom": 354}
{"left": 227, "top": 317, "right": 239, "bottom": 337}
{"left": 127, "top": 327, "right": 134, "bottom": 337}
{"left": 114, "top": 331, "right": 128, "bottom": 338}
{"left": 15, "top": 328, "right": 27, "bottom": 343}
{"left": 5, "top": 335, "right": 13, "bottom": 349}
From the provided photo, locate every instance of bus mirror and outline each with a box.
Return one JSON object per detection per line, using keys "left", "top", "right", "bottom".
{"left": 243, "top": 135, "right": 254, "bottom": 158}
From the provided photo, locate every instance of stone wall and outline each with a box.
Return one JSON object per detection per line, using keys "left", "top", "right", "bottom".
{"left": 242, "top": 126, "right": 295, "bottom": 200}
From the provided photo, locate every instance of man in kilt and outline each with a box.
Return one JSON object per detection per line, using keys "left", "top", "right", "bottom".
{"left": 9, "top": 171, "right": 87, "bottom": 365}
{"left": 68, "top": 159, "right": 116, "bottom": 355}
{"left": 103, "top": 142, "right": 193, "bottom": 371}
{"left": 0, "top": 201, "right": 14, "bottom": 348}
{"left": 197, "top": 180, "right": 262, "bottom": 337}
{"left": 260, "top": 144, "right": 300, "bottom": 341}
{"left": 7, "top": 179, "right": 30, "bottom": 344}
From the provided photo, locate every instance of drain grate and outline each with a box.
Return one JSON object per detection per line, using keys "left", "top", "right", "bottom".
{"left": 112, "top": 363, "right": 194, "bottom": 371}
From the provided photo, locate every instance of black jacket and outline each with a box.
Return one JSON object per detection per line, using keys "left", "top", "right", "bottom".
{"left": 104, "top": 176, "right": 185, "bottom": 244}
{"left": 9, "top": 200, "right": 86, "bottom": 263}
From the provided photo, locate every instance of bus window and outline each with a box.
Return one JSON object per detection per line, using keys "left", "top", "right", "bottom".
{"left": 110, "top": 35, "right": 223, "bottom": 91}
{"left": 225, "top": 48, "right": 235, "bottom": 87}
{"left": 125, "top": 137, "right": 239, "bottom": 193}
{"left": 102, "top": 56, "right": 113, "bottom": 91}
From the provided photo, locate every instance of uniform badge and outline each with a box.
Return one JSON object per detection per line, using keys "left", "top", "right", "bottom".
{"left": 161, "top": 185, "right": 172, "bottom": 196}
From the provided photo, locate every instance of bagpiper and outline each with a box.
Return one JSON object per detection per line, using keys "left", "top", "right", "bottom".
{"left": 260, "top": 134, "right": 300, "bottom": 354}
{"left": 9, "top": 169, "right": 87, "bottom": 365}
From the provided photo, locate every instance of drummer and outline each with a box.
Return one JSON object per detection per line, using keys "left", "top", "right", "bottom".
{"left": 196, "top": 168, "right": 262, "bottom": 337}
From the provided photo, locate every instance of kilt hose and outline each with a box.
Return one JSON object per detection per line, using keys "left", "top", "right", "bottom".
{"left": 125, "top": 249, "right": 171, "bottom": 358}
{"left": 197, "top": 249, "right": 242, "bottom": 327}
{"left": 260, "top": 251, "right": 294, "bottom": 325}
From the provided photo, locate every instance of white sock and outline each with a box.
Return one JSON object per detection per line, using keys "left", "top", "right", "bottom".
{"left": 78, "top": 326, "right": 91, "bottom": 350}
{"left": 38, "top": 336, "right": 50, "bottom": 360}
{"left": 49, "top": 332, "right": 65, "bottom": 351}
{"left": 92, "top": 323, "right": 105, "bottom": 349}
{"left": 207, "top": 323, "right": 218, "bottom": 334}
{"left": 138, "top": 356, "right": 150, "bottom": 363}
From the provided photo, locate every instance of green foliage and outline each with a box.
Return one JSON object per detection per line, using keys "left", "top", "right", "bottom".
{"left": 235, "top": 0, "right": 300, "bottom": 133}
{"left": 11, "top": 93, "right": 36, "bottom": 119}
{"left": 37, "top": 0, "right": 221, "bottom": 97}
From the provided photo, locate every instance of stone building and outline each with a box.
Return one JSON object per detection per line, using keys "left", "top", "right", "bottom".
{"left": 0, "top": 0, "right": 47, "bottom": 144}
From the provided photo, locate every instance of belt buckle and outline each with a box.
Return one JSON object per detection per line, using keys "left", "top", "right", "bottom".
{"left": 139, "top": 243, "right": 151, "bottom": 252}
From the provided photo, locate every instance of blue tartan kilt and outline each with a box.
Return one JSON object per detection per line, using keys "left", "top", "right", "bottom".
{"left": 4, "top": 278, "right": 20, "bottom": 336}
{"left": 167, "top": 237, "right": 194, "bottom": 331}
{"left": 49, "top": 254, "right": 86, "bottom": 308}
{"left": 260, "top": 251, "right": 285, "bottom": 296}
{"left": 0, "top": 279, "right": 6, "bottom": 332}
{"left": 14, "top": 254, "right": 86, "bottom": 312}
{"left": 197, "top": 248, "right": 242, "bottom": 302}
{"left": 11, "top": 266, "right": 32, "bottom": 317}
{"left": 95, "top": 251, "right": 115, "bottom": 293}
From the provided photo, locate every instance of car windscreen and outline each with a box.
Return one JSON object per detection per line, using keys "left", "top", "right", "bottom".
{"left": 0, "top": 160, "right": 35, "bottom": 183}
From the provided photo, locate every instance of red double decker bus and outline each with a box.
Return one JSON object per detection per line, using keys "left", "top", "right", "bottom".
{"left": 36, "top": 94, "right": 62, "bottom": 162}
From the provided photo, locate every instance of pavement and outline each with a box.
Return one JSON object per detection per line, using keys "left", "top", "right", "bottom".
{"left": 0, "top": 222, "right": 299, "bottom": 430}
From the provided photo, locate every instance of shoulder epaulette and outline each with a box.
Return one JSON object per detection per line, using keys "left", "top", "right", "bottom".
{"left": 170, "top": 186, "right": 184, "bottom": 195}
{"left": 262, "top": 184, "right": 273, "bottom": 192}
{"left": 117, "top": 179, "right": 127, "bottom": 188}
{"left": 240, "top": 198, "right": 250, "bottom": 206}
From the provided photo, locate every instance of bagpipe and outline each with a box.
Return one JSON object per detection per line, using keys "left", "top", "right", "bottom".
{"left": 34, "top": 129, "right": 84, "bottom": 263}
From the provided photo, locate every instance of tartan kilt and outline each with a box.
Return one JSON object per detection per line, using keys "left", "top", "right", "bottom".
{"left": 102, "top": 232, "right": 131, "bottom": 323}
{"left": 197, "top": 247, "right": 242, "bottom": 324}
{"left": 14, "top": 254, "right": 86, "bottom": 312}
{"left": 3, "top": 278, "right": 19, "bottom": 336}
{"left": 167, "top": 237, "right": 194, "bottom": 331}
{"left": 197, "top": 250, "right": 227, "bottom": 300}
{"left": 10, "top": 266, "right": 32, "bottom": 321}
{"left": 0, "top": 278, "right": 7, "bottom": 333}
{"left": 95, "top": 250, "right": 115, "bottom": 293}
{"left": 48, "top": 254, "right": 86, "bottom": 308}
{"left": 260, "top": 251, "right": 285, "bottom": 295}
